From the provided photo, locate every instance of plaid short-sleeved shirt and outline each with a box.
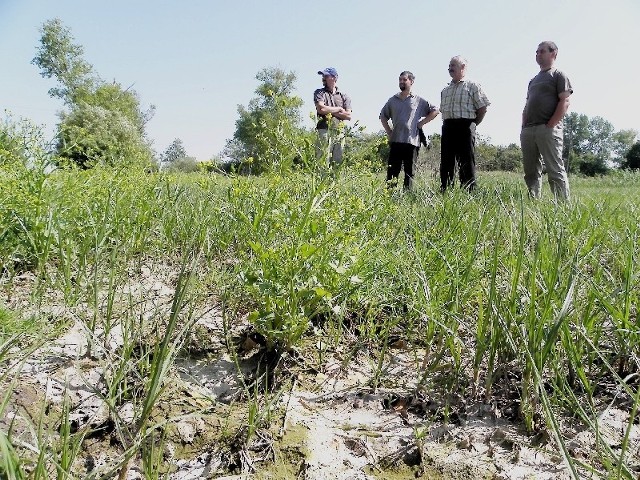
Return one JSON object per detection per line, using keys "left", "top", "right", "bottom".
{"left": 440, "top": 80, "right": 490, "bottom": 120}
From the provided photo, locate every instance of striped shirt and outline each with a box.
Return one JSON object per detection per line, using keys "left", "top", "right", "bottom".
{"left": 440, "top": 80, "right": 490, "bottom": 120}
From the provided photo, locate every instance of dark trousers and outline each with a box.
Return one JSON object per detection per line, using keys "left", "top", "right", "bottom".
{"left": 387, "top": 142, "right": 419, "bottom": 189}
{"left": 441, "top": 119, "right": 477, "bottom": 191}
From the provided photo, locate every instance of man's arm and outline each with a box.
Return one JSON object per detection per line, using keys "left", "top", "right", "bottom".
{"left": 418, "top": 109, "right": 440, "bottom": 128}
{"left": 380, "top": 116, "right": 393, "bottom": 137}
{"left": 333, "top": 109, "right": 351, "bottom": 121}
{"left": 474, "top": 106, "right": 487, "bottom": 125}
{"left": 315, "top": 101, "right": 346, "bottom": 116}
{"left": 546, "top": 91, "right": 571, "bottom": 128}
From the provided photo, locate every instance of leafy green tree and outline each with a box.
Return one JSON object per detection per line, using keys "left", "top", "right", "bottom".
{"left": 493, "top": 144, "right": 523, "bottom": 172}
{"left": 563, "top": 113, "right": 636, "bottom": 175}
{"left": 585, "top": 116, "right": 615, "bottom": 160}
{"left": 31, "top": 18, "right": 96, "bottom": 103}
{"left": 624, "top": 142, "right": 640, "bottom": 170}
{"left": 225, "top": 67, "right": 307, "bottom": 173}
{"left": 475, "top": 135, "right": 500, "bottom": 171}
{"left": 563, "top": 112, "right": 590, "bottom": 162}
{"left": 56, "top": 101, "right": 152, "bottom": 169}
{"left": 611, "top": 129, "right": 638, "bottom": 165}
{"left": 576, "top": 152, "right": 608, "bottom": 176}
{"left": 32, "top": 19, "right": 154, "bottom": 169}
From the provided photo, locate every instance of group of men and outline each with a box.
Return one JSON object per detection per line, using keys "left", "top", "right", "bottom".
{"left": 313, "top": 41, "right": 573, "bottom": 200}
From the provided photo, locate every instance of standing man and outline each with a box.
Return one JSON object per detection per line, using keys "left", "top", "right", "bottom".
{"left": 440, "top": 56, "right": 490, "bottom": 192}
{"left": 380, "top": 71, "right": 439, "bottom": 190}
{"left": 521, "top": 41, "right": 572, "bottom": 199}
{"left": 314, "top": 67, "right": 351, "bottom": 167}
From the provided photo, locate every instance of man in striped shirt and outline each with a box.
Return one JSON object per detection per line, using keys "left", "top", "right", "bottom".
{"left": 439, "top": 56, "right": 490, "bottom": 192}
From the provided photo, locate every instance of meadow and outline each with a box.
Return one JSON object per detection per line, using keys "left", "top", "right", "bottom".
{"left": 1, "top": 161, "right": 639, "bottom": 479}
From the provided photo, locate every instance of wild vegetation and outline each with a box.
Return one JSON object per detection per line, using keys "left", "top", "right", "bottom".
{"left": 1, "top": 17, "right": 640, "bottom": 480}
{"left": 2, "top": 121, "right": 640, "bottom": 476}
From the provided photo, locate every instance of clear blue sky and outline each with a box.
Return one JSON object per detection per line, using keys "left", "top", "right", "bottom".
{"left": 1, "top": 0, "right": 639, "bottom": 160}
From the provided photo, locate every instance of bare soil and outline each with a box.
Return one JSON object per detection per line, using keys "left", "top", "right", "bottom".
{"left": 2, "top": 265, "right": 638, "bottom": 479}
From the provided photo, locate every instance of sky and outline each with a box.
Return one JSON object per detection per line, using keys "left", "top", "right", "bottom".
{"left": 1, "top": 0, "right": 639, "bottom": 160}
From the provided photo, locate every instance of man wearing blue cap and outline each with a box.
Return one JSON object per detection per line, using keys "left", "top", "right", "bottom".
{"left": 314, "top": 67, "right": 352, "bottom": 166}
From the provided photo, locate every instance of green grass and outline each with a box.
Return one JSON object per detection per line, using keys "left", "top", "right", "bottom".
{"left": 1, "top": 162, "right": 640, "bottom": 478}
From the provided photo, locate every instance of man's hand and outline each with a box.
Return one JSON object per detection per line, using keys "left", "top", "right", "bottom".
{"left": 419, "top": 128, "right": 428, "bottom": 147}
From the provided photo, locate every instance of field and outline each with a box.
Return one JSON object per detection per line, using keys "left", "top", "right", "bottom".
{"left": 1, "top": 164, "right": 640, "bottom": 479}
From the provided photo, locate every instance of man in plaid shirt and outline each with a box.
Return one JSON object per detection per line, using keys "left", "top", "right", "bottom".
{"left": 439, "top": 56, "right": 490, "bottom": 192}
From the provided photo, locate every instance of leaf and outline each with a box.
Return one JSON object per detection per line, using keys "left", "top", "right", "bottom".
{"left": 312, "top": 286, "right": 331, "bottom": 299}
{"left": 299, "top": 243, "right": 317, "bottom": 259}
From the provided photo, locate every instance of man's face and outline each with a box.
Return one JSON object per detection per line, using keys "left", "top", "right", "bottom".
{"left": 448, "top": 60, "right": 464, "bottom": 82}
{"left": 398, "top": 75, "right": 413, "bottom": 91}
{"left": 322, "top": 74, "right": 336, "bottom": 89}
{"left": 535, "top": 44, "right": 556, "bottom": 68}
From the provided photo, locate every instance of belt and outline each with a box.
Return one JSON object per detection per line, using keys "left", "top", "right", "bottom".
{"left": 443, "top": 118, "right": 474, "bottom": 123}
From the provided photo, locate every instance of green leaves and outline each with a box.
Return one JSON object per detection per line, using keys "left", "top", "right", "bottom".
{"left": 227, "top": 67, "right": 308, "bottom": 174}
{"left": 32, "top": 19, "right": 154, "bottom": 170}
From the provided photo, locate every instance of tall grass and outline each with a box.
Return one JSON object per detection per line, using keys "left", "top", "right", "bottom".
{"left": 2, "top": 161, "right": 640, "bottom": 477}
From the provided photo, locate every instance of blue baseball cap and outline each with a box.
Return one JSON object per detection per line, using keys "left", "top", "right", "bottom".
{"left": 318, "top": 67, "right": 338, "bottom": 77}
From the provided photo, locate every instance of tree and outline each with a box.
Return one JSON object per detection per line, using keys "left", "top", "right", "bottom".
{"left": 56, "top": 101, "right": 152, "bottom": 169}
{"left": 225, "top": 67, "right": 307, "bottom": 173}
{"left": 31, "top": 18, "right": 96, "bottom": 104}
{"left": 493, "top": 144, "right": 523, "bottom": 172}
{"left": 611, "top": 129, "right": 638, "bottom": 166}
{"left": 624, "top": 142, "right": 640, "bottom": 170}
{"left": 563, "top": 112, "right": 589, "bottom": 163}
{"left": 563, "top": 112, "right": 636, "bottom": 176}
{"left": 32, "top": 19, "right": 154, "bottom": 169}
{"left": 160, "top": 138, "right": 187, "bottom": 166}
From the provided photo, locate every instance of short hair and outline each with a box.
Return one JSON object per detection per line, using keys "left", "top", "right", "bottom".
{"left": 539, "top": 41, "right": 558, "bottom": 53}
{"left": 399, "top": 71, "right": 415, "bottom": 81}
{"left": 450, "top": 56, "right": 468, "bottom": 67}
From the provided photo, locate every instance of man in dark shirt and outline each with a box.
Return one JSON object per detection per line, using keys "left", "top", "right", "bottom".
{"left": 521, "top": 41, "right": 573, "bottom": 199}
{"left": 314, "top": 67, "right": 351, "bottom": 167}
{"left": 380, "top": 71, "right": 439, "bottom": 190}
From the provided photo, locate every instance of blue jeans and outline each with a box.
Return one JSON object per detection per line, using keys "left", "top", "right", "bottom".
{"left": 520, "top": 124, "right": 570, "bottom": 200}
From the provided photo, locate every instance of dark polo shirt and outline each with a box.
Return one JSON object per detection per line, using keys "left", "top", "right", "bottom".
{"left": 523, "top": 67, "right": 573, "bottom": 127}
{"left": 314, "top": 87, "right": 351, "bottom": 130}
